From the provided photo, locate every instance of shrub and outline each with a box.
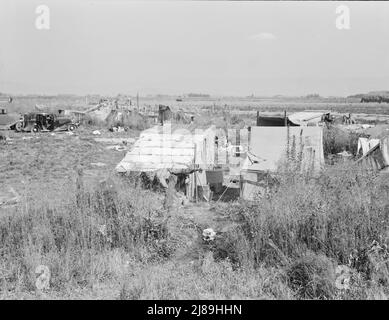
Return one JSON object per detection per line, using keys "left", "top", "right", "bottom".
{"left": 212, "top": 162, "right": 389, "bottom": 274}
{"left": 287, "top": 251, "right": 336, "bottom": 299}
{"left": 323, "top": 126, "right": 360, "bottom": 156}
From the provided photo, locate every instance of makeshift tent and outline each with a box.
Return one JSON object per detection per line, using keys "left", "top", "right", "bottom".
{"left": 357, "top": 137, "right": 380, "bottom": 156}
{"left": 357, "top": 136, "right": 389, "bottom": 172}
{"left": 240, "top": 126, "right": 324, "bottom": 200}
{"left": 257, "top": 111, "right": 330, "bottom": 127}
{"left": 256, "top": 116, "right": 298, "bottom": 127}
{"left": 288, "top": 112, "right": 330, "bottom": 126}
{"left": 116, "top": 124, "right": 216, "bottom": 200}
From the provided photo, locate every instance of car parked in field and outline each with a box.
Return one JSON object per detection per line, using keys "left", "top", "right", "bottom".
{"left": 15, "top": 112, "right": 79, "bottom": 132}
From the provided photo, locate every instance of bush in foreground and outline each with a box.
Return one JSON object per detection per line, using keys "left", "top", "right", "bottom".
{"left": 211, "top": 162, "right": 389, "bottom": 298}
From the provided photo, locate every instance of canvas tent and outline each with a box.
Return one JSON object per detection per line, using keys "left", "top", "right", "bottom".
{"left": 116, "top": 124, "right": 216, "bottom": 200}
{"left": 240, "top": 126, "right": 324, "bottom": 200}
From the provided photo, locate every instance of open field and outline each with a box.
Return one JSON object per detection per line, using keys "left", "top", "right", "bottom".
{"left": 1, "top": 95, "right": 389, "bottom": 299}
{"left": 5, "top": 94, "right": 389, "bottom": 114}
{"left": 0, "top": 128, "right": 133, "bottom": 194}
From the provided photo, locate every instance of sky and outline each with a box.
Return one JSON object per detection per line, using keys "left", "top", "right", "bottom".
{"left": 0, "top": 0, "right": 388, "bottom": 97}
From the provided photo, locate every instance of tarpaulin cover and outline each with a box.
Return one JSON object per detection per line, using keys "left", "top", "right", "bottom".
{"left": 288, "top": 112, "right": 327, "bottom": 126}
{"left": 257, "top": 112, "right": 328, "bottom": 127}
{"left": 240, "top": 126, "right": 324, "bottom": 200}
{"left": 242, "top": 126, "right": 324, "bottom": 173}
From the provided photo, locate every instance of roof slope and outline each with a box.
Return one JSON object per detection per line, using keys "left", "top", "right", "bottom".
{"left": 116, "top": 124, "right": 215, "bottom": 172}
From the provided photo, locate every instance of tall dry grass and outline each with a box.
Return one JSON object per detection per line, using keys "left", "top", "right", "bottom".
{"left": 1, "top": 153, "right": 389, "bottom": 299}
{"left": 0, "top": 172, "right": 293, "bottom": 299}
{"left": 211, "top": 161, "right": 389, "bottom": 298}
{"left": 0, "top": 174, "right": 176, "bottom": 293}
{"left": 323, "top": 126, "right": 360, "bottom": 156}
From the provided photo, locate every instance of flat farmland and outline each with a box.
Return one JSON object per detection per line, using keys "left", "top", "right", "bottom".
{"left": 0, "top": 128, "right": 136, "bottom": 204}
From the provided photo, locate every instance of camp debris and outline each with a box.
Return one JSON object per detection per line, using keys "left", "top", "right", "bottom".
{"left": 106, "top": 145, "right": 127, "bottom": 151}
{"left": 94, "top": 137, "right": 135, "bottom": 145}
{"left": 357, "top": 135, "right": 389, "bottom": 172}
{"left": 357, "top": 137, "right": 380, "bottom": 156}
{"left": 336, "top": 150, "right": 353, "bottom": 160}
{"left": 202, "top": 228, "right": 216, "bottom": 241}
{"left": 91, "top": 162, "right": 106, "bottom": 167}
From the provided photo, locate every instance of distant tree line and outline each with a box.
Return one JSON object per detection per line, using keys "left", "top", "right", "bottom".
{"left": 348, "top": 91, "right": 389, "bottom": 103}
{"left": 360, "top": 95, "right": 389, "bottom": 103}
{"left": 187, "top": 93, "right": 210, "bottom": 98}
{"left": 305, "top": 93, "right": 321, "bottom": 99}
